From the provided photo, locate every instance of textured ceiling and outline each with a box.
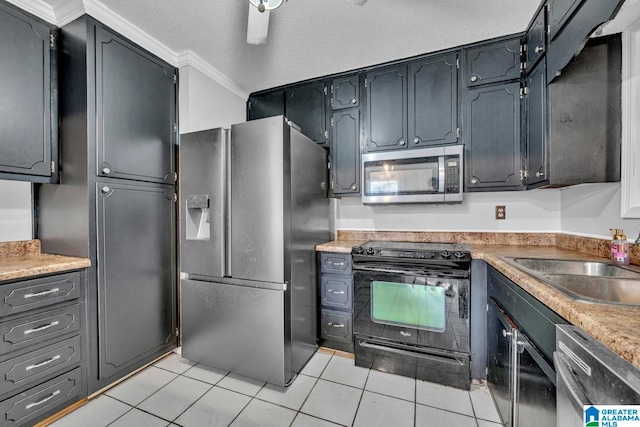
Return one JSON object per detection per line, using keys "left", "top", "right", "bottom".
{"left": 45, "top": 0, "right": 542, "bottom": 95}
{"left": 82, "top": 0, "right": 543, "bottom": 94}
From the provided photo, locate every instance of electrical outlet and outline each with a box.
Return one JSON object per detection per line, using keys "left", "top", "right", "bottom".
{"left": 496, "top": 205, "right": 506, "bottom": 220}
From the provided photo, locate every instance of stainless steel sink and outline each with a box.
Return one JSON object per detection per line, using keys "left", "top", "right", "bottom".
{"left": 501, "top": 257, "right": 640, "bottom": 306}
{"left": 509, "top": 258, "right": 640, "bottom": 278}
{"left": 543, "top": 275, "right": 640, "bottom": 305}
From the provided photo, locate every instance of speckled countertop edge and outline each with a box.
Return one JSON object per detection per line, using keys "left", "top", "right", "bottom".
{"left": 0, "top": 240, "right": 91, "bottom": 282}
{"left": 316, "top": 233, "right": 640, "bottom": 369}
{"left": 0, "top": 240, "right": 41, "bottom": 258}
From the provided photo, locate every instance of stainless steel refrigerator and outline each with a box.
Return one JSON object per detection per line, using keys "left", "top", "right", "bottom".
{"left": 179, "top": 116, "right": 329, "bottom": 386}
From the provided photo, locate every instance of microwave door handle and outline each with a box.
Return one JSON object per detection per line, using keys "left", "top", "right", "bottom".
{"left": 438, "top": 156, "right": 445, "bottom": 193}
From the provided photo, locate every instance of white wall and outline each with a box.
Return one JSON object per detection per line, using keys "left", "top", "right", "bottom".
{"left": 560, "top": 182, "right": 640, "bottom": 240}
{"left": 0, "top": 180, "right": 32, "bottom": 242}
{"left": 179, "top": 66, "right": 247, "bottom": 134}
{"left": 335, "top": 189, "right": 562, "bottom": 232}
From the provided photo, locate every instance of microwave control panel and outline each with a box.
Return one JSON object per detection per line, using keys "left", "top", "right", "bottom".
{"left": 445, "top": 156, "right": 460, "bottom": 194}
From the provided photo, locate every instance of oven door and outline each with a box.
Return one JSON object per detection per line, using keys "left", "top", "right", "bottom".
{"left": 353, "top": 267, "right": 469, "bottom": 354}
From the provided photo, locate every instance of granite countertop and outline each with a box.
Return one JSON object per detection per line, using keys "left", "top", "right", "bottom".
{"left": 315, "top": 240, "right": 366, "bottom": 253}
{"left": 0, "top": 240, "right": 91, "bottom": 282}
{"left": 478, "top": 246, "right": 640, "bottom": 370}
{"left": 316, "top": 236, "right": 640, "bottom": 370}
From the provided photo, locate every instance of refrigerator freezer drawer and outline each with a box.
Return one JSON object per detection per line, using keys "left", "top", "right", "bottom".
{"left": 181, "top": 279, "right": 291, "bottom": 386}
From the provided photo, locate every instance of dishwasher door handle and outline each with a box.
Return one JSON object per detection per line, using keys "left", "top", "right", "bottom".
{"left": 554, "top": 351, "right": 591, "bottom": 414}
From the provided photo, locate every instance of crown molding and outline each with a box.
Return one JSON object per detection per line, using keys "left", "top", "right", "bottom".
{"left": 52, "top": 0, "right": 84, "bottom": 26}
{"left": 177, "top": 51, "right": 250, "bottom": 100}
{"left": 7, "top": 0, "right": 248, "bottom": 101}
{"left": 83, "top": 0, "right": 177, "bottom": 66}
{"left": 5, "top": 0, "right": 56, "bottom": 24}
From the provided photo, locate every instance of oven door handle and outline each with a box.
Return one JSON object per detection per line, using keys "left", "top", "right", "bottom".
{"left": 358, "top": 339, "right": 464, "bottom": 366}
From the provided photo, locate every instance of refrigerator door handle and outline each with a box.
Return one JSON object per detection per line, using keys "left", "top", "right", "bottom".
{"left": 224, "top": 128, "right": 232, "bottom": 277}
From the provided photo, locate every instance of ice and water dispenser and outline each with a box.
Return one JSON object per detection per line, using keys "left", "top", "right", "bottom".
{"left": 185, "top": 194, "right": 210, "bottom": 240}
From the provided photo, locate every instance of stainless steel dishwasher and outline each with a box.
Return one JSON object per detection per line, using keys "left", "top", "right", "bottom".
{"left": 555, "top": 325, "right": 640, "bottom": 427}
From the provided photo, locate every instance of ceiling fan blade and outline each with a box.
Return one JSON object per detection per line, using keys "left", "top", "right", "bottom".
{"left": 247, "top": 6, "right": 270, "bottom": 45}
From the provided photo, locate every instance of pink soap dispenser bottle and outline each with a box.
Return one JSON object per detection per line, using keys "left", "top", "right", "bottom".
{"left": 610, "top": 228, "right": 629, "bottom": 265}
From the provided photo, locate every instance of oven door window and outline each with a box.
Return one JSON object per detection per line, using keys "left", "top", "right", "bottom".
{"left": 371, "top": 281, "right": 446, "bottom": 332}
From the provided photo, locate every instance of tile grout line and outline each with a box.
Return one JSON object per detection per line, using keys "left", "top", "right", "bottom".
{"left": 414, "top": 378, "right": 417, "bottom": 427}
{"left": 159, "top": 366, "right": 234, "bottom": 425}
{"left": 348, "top": 363, "right": 371, "bottom": 427}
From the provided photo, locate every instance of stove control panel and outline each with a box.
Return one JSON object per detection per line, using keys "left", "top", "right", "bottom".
{"left": 351, "top": 245, "right": 471, "bottom": 262}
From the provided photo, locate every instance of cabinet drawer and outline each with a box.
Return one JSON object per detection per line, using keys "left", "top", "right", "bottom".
{"left": 320, "top": 253, "right": 352, "bottom": 274}
{"left": 320, "top": 275, "right": 353, "bottom": 310}
{"left": 0, "top": 272, "right": 81, "bottom": 318}
{"left": 0, "top": 335, "right": 81, "bottom": 397}
{"left": 0, "top": 304, "right": 81, "bottom": 356}
{"left": 0, "top": 367, "right": 82, "bottom": 427}
{"left": 321, "top": 309, "right": 353, "bottom": 342}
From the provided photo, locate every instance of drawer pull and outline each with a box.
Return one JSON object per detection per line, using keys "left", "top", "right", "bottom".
{"left": 328, "top": 290, "right": 345, "bottom": 295}
{"left": 25, "top": 390, "right": 60, "bottom": 410}
{"left": 25, "top": 355, "right": 61, "bottom": 371}
{"left": 24, "top": 288, "right": 60, "bottom": 299}
{"left": 329, "top": 262, "right": 345, "bottom": 266}
{"left": 328, "top": 322, "right": 345, "bottom": 328}
{"left": 24, "top": 321, "right": 59, "bottom": 335}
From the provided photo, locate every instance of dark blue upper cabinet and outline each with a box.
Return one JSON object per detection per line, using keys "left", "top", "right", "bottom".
{"left": 408, "top": 52, "right": 459, "bottom": 147}
{"left": 332, "top": 75, "right": 360, "bottom": 110}
{"left": 463, "top": 82, "right": 522, "bottom": 191}
{"left": 464, "top": 38, "right": 521, "bottom": 87}
{"left": 331, "top": 109, "right": 360, "bottom": 196}
{"left": 548, "top": 0, "right": 583, "bottom": 40}
{"left": 247, "top": 90, "right": 285, "bottom": 121}
{"left": 546, "top": 0, "right": 625, "bottom": 82}
{"left": 525, "top": 58, "right": 548, "bottom": 189}
{"left": 0, "top": 2, "right": 57, "bottom": 182}
{"left": 365, "top": 65, "right": 408, "bottom": 151}
{"left": 285, "top": 81, "right": 329, "bottom": 146}
{"left": 525, "top": 6, "right": 547, "bottom": 72}
{"left": 95, "top": 25, "right": 177, "bottom": 184}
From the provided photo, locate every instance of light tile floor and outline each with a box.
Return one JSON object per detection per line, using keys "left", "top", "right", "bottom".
{"left": 49, "top": 349, "right": 502, "bottom": 427}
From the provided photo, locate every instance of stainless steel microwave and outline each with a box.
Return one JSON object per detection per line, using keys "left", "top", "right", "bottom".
{"left": 361, "top": 144, "right": 463, "bottom": 204}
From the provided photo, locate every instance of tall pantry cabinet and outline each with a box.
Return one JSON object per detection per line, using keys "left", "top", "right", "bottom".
{"left": 37, "top": 15, "right": 178, "bottom": 394}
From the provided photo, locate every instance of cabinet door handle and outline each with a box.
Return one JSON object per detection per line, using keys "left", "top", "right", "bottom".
{"left": 399, "top": 140, "right": 406, "bottom": 146}
{"left": 328, "top": 322, "right": 345, "bottom": 328}
{"left": 350, "top": 184, "right": 357, "bottom": 191}
{"left": 24, "top": 288, "right": 60, "bottom": 299}
{"left": 471, "top": 178, "right": 478, "bottom": 184}
{"left": 25, "top": 355, "right": 61, "bottom": 371}
{"left": 413, "top": 138, "right": 420, "bottom": 144}
{"left": 502, "top": 329, "right": 512, "bottom": 337}
{"left": 24, "top": 321, "right": 60, "bottom": 335}
{"left": 102, "top": 167, "right": 111, "bottom": 175}
{"left": 101, "top": 186, "right": 110, "bottom": 194}
{"left": 328, "top": 290, "right": 345, "bottom": 295}
{"left": 351, "top": 98, "right": 357, "bottom": 104}
{"left": 534, "top": 46, "right": 545, "bottom": 54}
{"left": 470, "top": 75, "right": 478, "bottom": 82}
{"left": 329, "top": 262, "right": 345, "bottom": 267}
{"left": 25, "top": 390, "right": 61, "bottom": 410}
{"left": 536, "top": 171, "right": 545, "bottom": 177}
